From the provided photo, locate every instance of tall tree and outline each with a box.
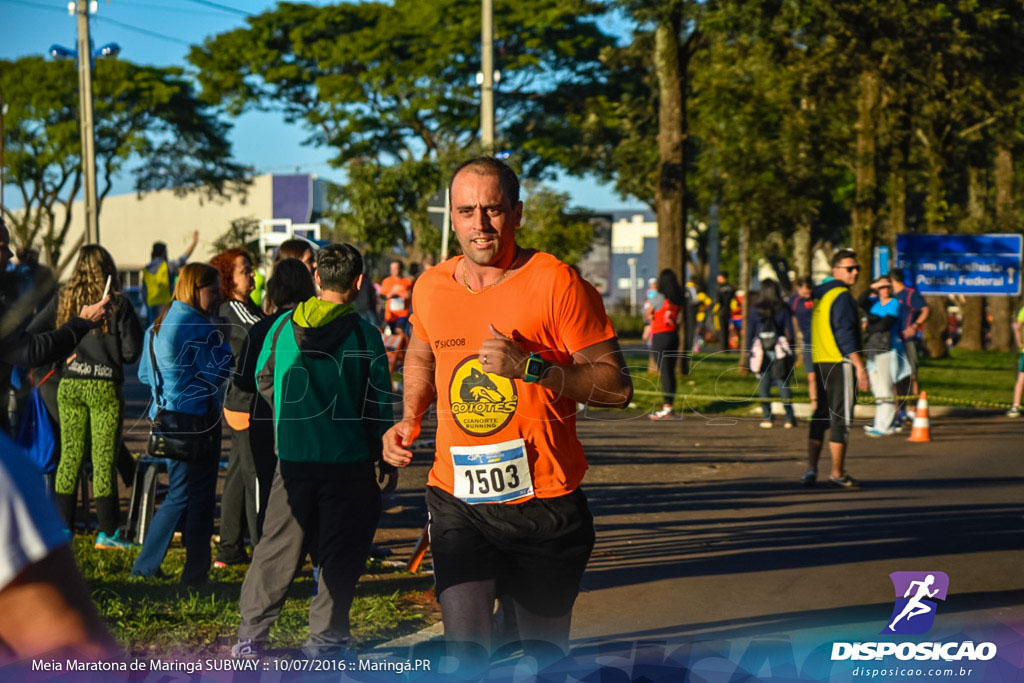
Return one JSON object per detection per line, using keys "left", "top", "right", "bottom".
{"left": 0, "top": 56, "right": 249, "bottom": 265}
{"left": 979, "top": 1, "right": 1024, "bottom": 352}
{"left": 650, "top": 4, "right": 688, "bottom": 278}
{"left": 189, "top": 0, "right": 614, "bottom": 257}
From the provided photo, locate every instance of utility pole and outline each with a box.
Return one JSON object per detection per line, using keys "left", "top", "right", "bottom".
{"left": 76, "top": 0, "right": 99, "bottom": 245}
{"left": 480, "top": 0, "right": 494, "bottom": 150}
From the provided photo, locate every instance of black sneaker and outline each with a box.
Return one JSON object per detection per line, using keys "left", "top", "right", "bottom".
{"left": 800, "top": 471, "right": 817, "bottom": 487}
{"left": 369, "top": 543, "right": 393, "bottom": 559}
{"left": 828, "top": 473, "right": 861, "bottom": 489}
{"left": 232, "top": 639, "right": 264, "bottom": 659}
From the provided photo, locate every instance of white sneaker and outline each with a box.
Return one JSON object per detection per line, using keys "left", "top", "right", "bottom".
{"left": 649, "top": 406, "right": 676, "bottom": 420}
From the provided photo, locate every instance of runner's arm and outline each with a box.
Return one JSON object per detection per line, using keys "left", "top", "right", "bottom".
{"left": 481, "top": 329, "right": 633, "bottom": 408}
{"left": 0, "top": 546, "right": 119, "bottom": 659}
{"left": 544, "top": 337, "right": 633, "bottom": 408}
{"left": 381, "top": 335, "right": 436, "bottom": 467}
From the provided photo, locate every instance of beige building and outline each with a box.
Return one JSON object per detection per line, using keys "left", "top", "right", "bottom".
{"left": 28, "top": 173, "right": 326, "bottom": 274}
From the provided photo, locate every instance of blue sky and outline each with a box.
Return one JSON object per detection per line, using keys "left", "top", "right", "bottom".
{"left": 0, "top": 0, "right": 641, "bottom": 211}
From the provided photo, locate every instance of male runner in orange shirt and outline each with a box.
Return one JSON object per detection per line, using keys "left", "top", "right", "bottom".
{"left": 380, "top": 260, "right": 412, "bottom": 333}
{"left": 382, "top": 157, "right": 633, "bottom": 658}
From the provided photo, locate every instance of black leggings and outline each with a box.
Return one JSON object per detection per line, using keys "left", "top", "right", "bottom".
{"left": 651, "top": 331, "right": 680, "bottom": 406}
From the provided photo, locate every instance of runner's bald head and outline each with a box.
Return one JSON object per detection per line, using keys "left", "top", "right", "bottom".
{"left": 449, "top": 157, "right": 520, "bottom": 206}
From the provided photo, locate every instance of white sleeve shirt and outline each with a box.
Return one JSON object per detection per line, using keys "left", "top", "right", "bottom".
{"left": 0, "top": 435, "right": 68, "bottom": 591}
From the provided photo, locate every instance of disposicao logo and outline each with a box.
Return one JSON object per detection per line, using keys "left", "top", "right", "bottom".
{"left": 831, "top": 571, "right": 998, "bottom": 663}
{"left": 882, "top": 571, "right": 949, "bottom": 635}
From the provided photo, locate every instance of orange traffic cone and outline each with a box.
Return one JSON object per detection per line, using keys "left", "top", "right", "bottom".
{"left": 908, "top": 392, "right": 931, "bottom": 442}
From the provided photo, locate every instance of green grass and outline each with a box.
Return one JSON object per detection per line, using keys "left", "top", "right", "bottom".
{"left": 617, "top": 347, "right": 1018, "bottom": 415}
{"left": 622, "top": 350, "right": 808, "bottom": 415}
{"left": 915, "top": 347, "right": 1019, "bottom": 408}
{"left": 74, "top": 536, "right": 435, "bottom": 657}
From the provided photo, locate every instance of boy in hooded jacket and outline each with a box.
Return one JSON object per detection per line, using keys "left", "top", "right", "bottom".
{"left": 233, "top": 243, "right": 395, "bottom": 659}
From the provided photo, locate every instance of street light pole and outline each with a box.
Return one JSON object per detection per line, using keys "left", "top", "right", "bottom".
{"left": 628, "top": 257, "right": 638, "bottom": 316}
{"left": 75, "top": 0, "right": 99, "bottom": 245}
{"left": 480, "top": 0, "right": 494, "bottom": 150}
{"left": 440, "top": 190, "right": 451, "bottom": 262}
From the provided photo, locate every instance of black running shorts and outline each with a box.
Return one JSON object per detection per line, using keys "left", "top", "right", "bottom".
{"left": 810, "top": 361, "right": 856, "bottom": 444}
{"left": 426, "top": 485, "right": 595, "bottom": 618}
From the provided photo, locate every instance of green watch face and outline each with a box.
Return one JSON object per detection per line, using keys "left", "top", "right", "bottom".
{"left": 525, "top": 355, "right": 544, "bottom": 382}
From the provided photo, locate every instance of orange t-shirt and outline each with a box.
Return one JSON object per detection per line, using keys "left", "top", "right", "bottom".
{"left": 409, "top": 251, "right": 615, "bottom": 501}
{"left": 380, "top": 275, "right": 412, "bottom": 321}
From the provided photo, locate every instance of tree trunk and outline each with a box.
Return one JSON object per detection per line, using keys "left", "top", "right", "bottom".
{"left": 885, "top": 166, "right": 905, "bottom": 251}
{"left": 737, "top": 223, "right": 751, "bottom": 372}
{"left": 989, "top": 145, "right": 1014, "bottom": 351}
{"left": 922, "top": 143, "right": 949, "bottom": 358}
{"left": 792, "top": 220, "right": 812, "bottom": 278}
{"left": 988, "top": 295, "right": 1013, "bottom": 352}
{"left": 924, "top": 147, "right": 947, "bottom": 234}
{"left": 958, "top": 297, "right": 984, "bottom": 351}
{"left": 955, "top": 164, "right": 986, "bottom": 350}
{"left": 654, "top": 11, "right": 685, "bottom": 281}
{"left": 851, "top": 69, "right": 879, "bottom": 295}
{"left": 967, "top": 165, "right": 986, "bottom": 223}
{"left": 885, "top": 107, "right": 910, "bottom": 250}
{"left": 923, "top": 295, "right": 948, "bottom": 358}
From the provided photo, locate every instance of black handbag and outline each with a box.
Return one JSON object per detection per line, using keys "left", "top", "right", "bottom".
{"left": 146, "top": 332, "right": 218, "bottom": 462}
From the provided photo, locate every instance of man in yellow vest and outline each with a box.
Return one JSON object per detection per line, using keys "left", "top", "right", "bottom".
{"left": 803, "top": 249, "right": 869, "bottom": 489}
{"left": 141, "top": 231, "right": 199, "bottom": 326}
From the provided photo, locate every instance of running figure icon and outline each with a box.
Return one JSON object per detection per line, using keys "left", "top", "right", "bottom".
{"left": 888, "top": 574, "right": 939, "bottom": 631}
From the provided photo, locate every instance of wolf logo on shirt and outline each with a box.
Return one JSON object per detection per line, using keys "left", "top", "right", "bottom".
{"left": 449, "top": 357, "right": 518, "bottom": 436}
{"left": 460, "top": 368, "right": 504, "bottom": 406}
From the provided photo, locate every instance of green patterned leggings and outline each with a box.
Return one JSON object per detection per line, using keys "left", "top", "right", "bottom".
{"left": 55, "top": 378, "right": 123, "bottom": 498}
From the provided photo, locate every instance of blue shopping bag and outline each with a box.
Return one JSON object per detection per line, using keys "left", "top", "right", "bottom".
{"left": 15, "top": 387, "right": 56, "bottom": 474}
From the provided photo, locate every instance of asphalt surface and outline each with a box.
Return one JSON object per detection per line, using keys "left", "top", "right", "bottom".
{"left": 569, "top": 411, "right": 1024, "bottom": 644}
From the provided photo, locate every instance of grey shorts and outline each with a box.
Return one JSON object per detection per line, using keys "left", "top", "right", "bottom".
{"left": 904, "top": 338, "right": 920, "bottom": 375}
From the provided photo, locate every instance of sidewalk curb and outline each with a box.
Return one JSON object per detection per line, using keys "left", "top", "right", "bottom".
{"left": 750, "top": 402, "right": 1003, "bottom": 419}
{"left": 368, "top": 621, "right": 444, "bottom": 654}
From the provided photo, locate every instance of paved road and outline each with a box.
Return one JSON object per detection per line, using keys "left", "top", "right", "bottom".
{"left": 401, "top": 412, "right": 1022, "bottom": 680}
{"left": 570, "top": 412, "right": 1023, "bottom": 643}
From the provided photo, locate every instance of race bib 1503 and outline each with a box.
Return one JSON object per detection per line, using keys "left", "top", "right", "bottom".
{"left": 450, "top": 438, "right": 533, "bottom": 504}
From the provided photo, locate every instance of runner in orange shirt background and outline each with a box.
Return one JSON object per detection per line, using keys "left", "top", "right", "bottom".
{"left": 379, "top": 260, "right": 412, "bottom": 334}
{"left": 382, "top": 157, "right": 633, "bottom": 661}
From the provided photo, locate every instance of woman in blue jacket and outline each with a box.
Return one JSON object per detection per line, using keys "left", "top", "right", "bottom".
{"left": 131, "top": 263, "right": 232, "bottom": 586}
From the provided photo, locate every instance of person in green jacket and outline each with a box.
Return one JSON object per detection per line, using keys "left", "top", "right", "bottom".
{"left": 232, "top": 243, "right": 396, "bottom": 660}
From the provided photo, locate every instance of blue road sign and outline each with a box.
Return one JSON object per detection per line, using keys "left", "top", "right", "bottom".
{"left": 894, "top": 234, "right": 1022, "bottom": 296}
{"left": 873, "top": 246, "right": 890, "bottom": 279}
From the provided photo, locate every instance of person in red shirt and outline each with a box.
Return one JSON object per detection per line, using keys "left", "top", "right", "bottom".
{"left": 648, "top": 269, "right": 684, "bottom": 420}
{"left": 382, "top": 157, "right": 633, "bottom": 660}
{"left": 379, "top": 260, "right": 412, "bottom": 333}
